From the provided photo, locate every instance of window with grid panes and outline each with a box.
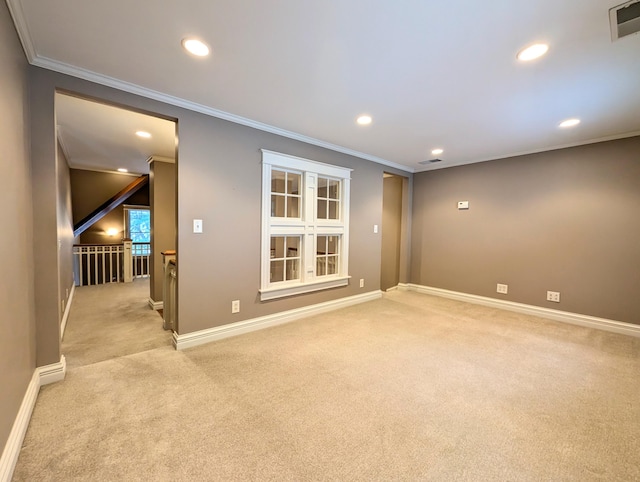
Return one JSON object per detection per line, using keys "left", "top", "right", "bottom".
{"left": 260, "top": 150, "right": 352, "bottom": 301}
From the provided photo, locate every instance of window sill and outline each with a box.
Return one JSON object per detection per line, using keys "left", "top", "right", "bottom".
{"left": 259, "top": 276, "right": 350, "bottom": 301}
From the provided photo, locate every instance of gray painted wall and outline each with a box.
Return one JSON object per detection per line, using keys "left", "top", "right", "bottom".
{"left": 411, "top": 136, "right": 640, "bottom": 325}
{"left": 381, "top": 175, "right": 403, "bottom": 291}
{"left": 0, "top": 0, "right": 36, "bottom": 456}
{"left": 150, "top": 160, "right": 176, "bottom": 302}
{"left": 29, "top": 67, "right": 409, "bottom": 361}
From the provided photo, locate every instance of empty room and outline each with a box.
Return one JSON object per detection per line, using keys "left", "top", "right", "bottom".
{"left": 1, "top": 1, "right": 639, "bottom": 480}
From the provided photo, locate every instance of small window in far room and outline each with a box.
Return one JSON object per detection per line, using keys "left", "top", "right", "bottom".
{"left": 124, "top": 206, "right": 151, "bottom": 243}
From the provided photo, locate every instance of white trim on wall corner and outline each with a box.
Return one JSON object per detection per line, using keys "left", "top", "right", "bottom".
{"left": 398, "top": 283, "right": 640, "bottom": 338}
{"left": 148, "top": 299, "right": 163, "bottom": 311}
{"left": 60, "top": 284, "right": 76, "bottom": 340}
{"left": 0, "top": 355, "right": 66, "bottom": 482}
{"left": 174, "top": 290, "right": 383, "bottom": 350}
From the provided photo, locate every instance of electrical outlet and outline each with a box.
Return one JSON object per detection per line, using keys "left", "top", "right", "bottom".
{"left": 496, "top": 283, "right": 508, "bottom": 294}
{"left": 547, "top": 291, "right": 560, "bottom": 303}
{"left": 373, "top": 225, "right": 379, "bottom": 234}
{"left": 359, "top": 278, "right": 364, "bottom": 288}
{"left": 232, "top": 300, "right": 240, "bottom": 313}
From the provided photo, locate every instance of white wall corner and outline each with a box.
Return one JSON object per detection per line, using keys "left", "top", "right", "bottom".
{"left": 401, "top": 284, "right": 640, "bottom": 338}
{"left": 60, "top": 283, "right": 76, "bottom": 340}
{"left": 173, "top": 290, "right": 383, "bottom": 350}
{"left": 148, "top": 298, "right": 163, "bottom": 310}
{"left": 37, "top": 355, "right": 67, "bottom": 386}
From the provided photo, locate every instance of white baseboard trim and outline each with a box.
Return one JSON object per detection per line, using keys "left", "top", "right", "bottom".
{"left": 0, "top": 355, "right": 66, "bottom": 482}
{"left": 398, "top": 283, "right": 640, "bottom": 338}
{"left": 174, "top": 290, "right": 383, "bottom": 350}
{"left": 60, "top": 284, "right": 76, "bottom": 341}
{"left": 37, "top": 356, "right": 67, "bottom": 386}
{"left": 148, "top": 298, "right": 163, "bottom": 310}
{"left": 0, "top": 371, "right": 38, "bottom": 482}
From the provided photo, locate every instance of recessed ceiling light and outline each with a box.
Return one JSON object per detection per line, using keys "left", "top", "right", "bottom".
{"left": 357, "top": 115, "right": 372, "bottom": 125}
{"left": 182, "top": 38, "right": 210, "bottom": 57}
{"left": 117, "top": 168, "right": 128, "bottom": 173}
{"left": 559, "top": 118, "right": 581, "bottom": 128}
{"left": 136, "top": 131, "right": 151, "bottom": 138}
{"left": 517, "top": 43, "right": 549, "bottom": 61}
{"left": 431, "top": 148, "right": 444, "bottom": 156}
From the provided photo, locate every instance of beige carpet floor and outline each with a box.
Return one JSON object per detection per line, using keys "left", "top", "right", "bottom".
{"left": 62, "top": 279, "right": 172, "bottom": 369}
{"left": 13, "top": 290, "right": 640, "bottom": 481}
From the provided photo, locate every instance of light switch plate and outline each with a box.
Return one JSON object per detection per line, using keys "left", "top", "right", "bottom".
{"left": 193, "top": 219, "right": 203, "bottom": 233}
{"left": 458, "top": 201, "right": 469, "bottom": 210}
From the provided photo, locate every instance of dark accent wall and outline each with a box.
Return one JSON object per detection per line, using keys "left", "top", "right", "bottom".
{"left": 0, "top": 0, "right": 36, "bottom": 457}
{"left": 70, "top": 169, "right": 150, "bottom": 244}
{"left": 411, "top": 136, "right": 640, "bottom": 325}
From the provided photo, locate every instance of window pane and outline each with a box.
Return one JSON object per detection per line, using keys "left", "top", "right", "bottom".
{"left": 128, "top": 209, "right": 150, "bottom": 243}
{"left": 271, "top": 195, "right": 285, "bottom": 217}
{"left": 327, "top": 255, "right": 338, "bottom": 275}
{"left": 270, "top": 260, "right": 284, "bottom": 282}
{"left": 328, "top": 180, "right": 340, "bottom": 200}
{"left": 328, "top": 200, "right": 339, "bottom": 220}
{"left": 327, "top": 236, "right": 338, "bottom": 254}
{"left": 287, "top": 173, "right": 301, "bottom": 195}
{"left": 286, "top": 237, "right": 300, "bottom": 258}
{"left": 286, "top": 259, "right": 299, "bottom": 281}
{"left": 318, "top": 177, "right": 327, "bottom": 198}
{"left": 316, "top": 257, "right": 326, "bottom": 276}
{"left": 317, "top": 199, "right": 327, "bottom": 219}
{"left": 271, "top": 236, "right": 285, "bottom": 258}
{"left": 272, "top": 170, "right": 286, "bottom": 193}
{"left": 287, "top": 196, "right": 300, "bottom": 218}
{"left": 317, "top": 236, "right": 327, "bottom": 255}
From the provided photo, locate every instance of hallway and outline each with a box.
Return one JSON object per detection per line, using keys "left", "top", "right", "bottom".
{"left": 63, "top": 279, "right": 172, "bottom": 369}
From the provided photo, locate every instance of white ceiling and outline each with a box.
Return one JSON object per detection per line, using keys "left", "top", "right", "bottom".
{"left": 9, "top": 0, "right": 640, "bottom": 172}
{"left": 56, "top": 93, "right": 176, "bottom": 175}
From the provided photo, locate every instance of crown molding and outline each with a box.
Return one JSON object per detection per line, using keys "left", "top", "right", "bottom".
{"left": 415, "top": 130, "right": 640, "bottom": 173}
{"left": 6, "top": 0, "right": 36, "bottom": 62}
{"left": 26, "top": 55, "right": 413, "bottom": 174}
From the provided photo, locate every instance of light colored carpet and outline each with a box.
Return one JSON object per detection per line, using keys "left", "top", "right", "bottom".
{"left": 62, "top": 279, "right": 172, "bottom": 368}
{"left": 13, "top": 290, "right": 640, "bottom": 481}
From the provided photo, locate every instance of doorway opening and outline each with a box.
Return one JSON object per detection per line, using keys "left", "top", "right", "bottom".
{"left": 55, "top": 91, "right": 178, "bottom": 368}
{"left": 381, "top": 172, "right": 409, "bottom": 291}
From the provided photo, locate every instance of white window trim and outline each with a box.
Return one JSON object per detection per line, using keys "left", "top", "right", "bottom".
{"left": 260, "top": 150, "right": 352, "bottom": 301}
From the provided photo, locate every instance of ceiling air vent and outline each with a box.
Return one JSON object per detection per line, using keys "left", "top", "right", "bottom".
{"left": 610, "top": 0, "right": 640, "bottom": 41}
{"left": 418, "top": 158, "right": 443, "bottom": 165}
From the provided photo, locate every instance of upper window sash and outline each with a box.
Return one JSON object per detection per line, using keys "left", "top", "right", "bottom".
{"left": 262, "top": 150, "right": 353, "bottom": 180}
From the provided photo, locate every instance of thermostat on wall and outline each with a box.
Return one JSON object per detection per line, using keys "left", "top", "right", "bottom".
{"left": 458, "top": 201, "right": 469, "bottom": 210}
